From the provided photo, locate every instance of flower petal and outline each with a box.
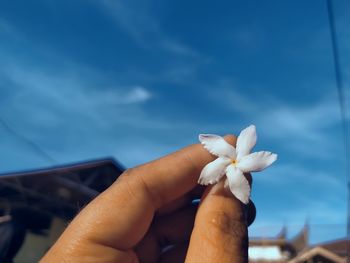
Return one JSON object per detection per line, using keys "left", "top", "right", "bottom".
{"left": 237, "top": 151, "right": 277, "bottom": 173}
{"left": 199, "top": 134, "right": 236, "bottom": 159}
{"left": 198, "top": 157, "right": 231, "bottom": 185}
{"left": 236, "top": 125, "right": 257, "bottom": 160}
{"left": 225, "top": 165, "right": 251, "bottom": 204}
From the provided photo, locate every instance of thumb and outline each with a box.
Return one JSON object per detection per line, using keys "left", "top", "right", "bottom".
{"left": 185, "top": 179, "right": 249, "bottom": 263}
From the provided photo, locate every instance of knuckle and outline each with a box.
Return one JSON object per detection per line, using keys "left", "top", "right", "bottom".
{"left": 114, "top": 168, "right": 137, "bottom": 185}
{"left": 181, "top": 148, "right": 202, "bottom": 174}
{"left": 121, "top": 168, "right": 136, "bottom": 177}
{"left": 117, "top": 168, "right": 160, "bottom": 209}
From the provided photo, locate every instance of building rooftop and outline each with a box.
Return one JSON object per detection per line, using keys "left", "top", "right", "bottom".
{"left": 0, "top": 158, "right": 125, "bottom": 225}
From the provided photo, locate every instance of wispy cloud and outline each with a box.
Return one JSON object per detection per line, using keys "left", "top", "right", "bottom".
{"left": 0, "top": 48, "right": 206, "bottom": 171}
{"left": 0, "top": 44, "right": 162, "bottom": 171}
{"left": 98, "top": 0, "right": 157, "bottom": 41}
{"left": 1, "top": 64, "right": 154, "bottom": 128}
{"left": 159, "top": 39, "right": 201, "bottom": 57}
{"left": 257, "top": 97, "right": 340, "bottom": 136}
{"left": 206, "top": 81, "right": 344, "bottom": 160}
{"left": 123, "top": 86, "right": 152, "bottom": 103}
{"left": 96, "top": 0, "right": 201, "bottom": 58}
{"left": 258, "top": 162, "right": 343, "bottom": 188}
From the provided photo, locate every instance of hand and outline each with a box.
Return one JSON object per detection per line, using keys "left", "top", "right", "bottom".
{"left": 41, "top": 135, "right": 252, "bottom": 263}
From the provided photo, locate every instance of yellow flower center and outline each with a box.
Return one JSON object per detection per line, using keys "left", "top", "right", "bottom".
{"left": 232, "top": 159, "right": 238, "bottom": 166}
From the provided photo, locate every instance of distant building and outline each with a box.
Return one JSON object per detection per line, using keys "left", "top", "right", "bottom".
{"left": 0, "top": 159, "right": 124, "bottom": 263}
{"left": 249, "top": 225, "right": 308, "bottom": 262}
{"left": 249, "top": 225, "right": 349, "bottom": 263}
{"left": 291, "top": 238, "right": 350, "bottom": 263}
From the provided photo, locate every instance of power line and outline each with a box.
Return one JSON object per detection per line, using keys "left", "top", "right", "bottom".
{"left": 326, "top": 0, "right": 350, "bottom": 255}
{"left": 0, "top": 117, "right": 90, "bottom": 187}
{"left": 0, "top": 117, "right": 56, "bottom": 164}
{"left": 326, "top": 0, "right": 349, "bottom": 165}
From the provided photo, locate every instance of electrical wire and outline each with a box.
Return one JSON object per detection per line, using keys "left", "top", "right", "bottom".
{"left": 326, "top": 0, "right": 350, "bottom": 261}
{"left": 0, "top": 117, "right": 56, "bottom": 164}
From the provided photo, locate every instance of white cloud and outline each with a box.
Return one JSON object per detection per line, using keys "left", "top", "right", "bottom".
{"left": 160, "top": 39, "right": 200, "bottom": 57}
{"left": 206, "top": 81, "right": 345, "bottom": 160}
{"left": 99, "top": 0, "right": 158, "bottom": 43}
{"left": 0, "top": 51, "right": 208, "bottom": 172}
{"left": 4, "top": 63, "right": 151, "bottom": 106}
{"left": 123, "top": 86, "right": 152, "bottom": 103}
{"left": 96, "top": 0, "right": 201, "bottom": 57}
{"left": 257, "top": 162, "right": 343, "bottom": 189}
{"left": 206, "top": 83, "right": 260, "bottom": 114}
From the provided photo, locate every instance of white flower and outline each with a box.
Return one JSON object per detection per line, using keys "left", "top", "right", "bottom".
{"left": 198, "top": 125, "right": 277, "bottom": 204}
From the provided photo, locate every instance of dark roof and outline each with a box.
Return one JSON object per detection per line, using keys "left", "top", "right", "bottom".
{"left": 315, "top": 237, "right": 350, "bottom": 257}
{"left": 290, "top": 246, "right": 346, "bottom": 263}
{"left": 288, "top": 237, "right": 350, "bottom": 263}
{"left": 0, "top": 158, "right": 125, "bottom": 223}
{"left": 276, "top": 225, "right": 287, "bottom": 239}
{"left": 291, "top": 224, "right": 309, "bottom": 253}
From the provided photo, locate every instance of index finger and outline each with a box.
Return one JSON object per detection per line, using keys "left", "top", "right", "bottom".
{"left": 125, "top": 135, "right": 236, "bottom": 210}
{"left": 47, "top": 135, "right": 236, "bottom": 254}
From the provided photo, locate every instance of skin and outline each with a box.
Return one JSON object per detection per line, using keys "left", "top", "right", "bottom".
{"left": 41, "top": 135, "right": 251, "bottom": 263}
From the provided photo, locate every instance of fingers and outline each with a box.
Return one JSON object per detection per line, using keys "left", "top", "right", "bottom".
{"left": 154, "top": 205, "right": 196, "bottom": 245}
{"left": 136, "top": 204, "right": 197, "bottom": 262}
{"left": 157, "top": 195, "right": 192, "bottom": 215}
{"left": 157, "top": 185, "right": 205, "bottom": 215}
{"left": 124, "top": 135, "right": 235, "bottom": 210}
{"left": 43, "top": 135, "right": 236, "bottom": 262}
{"left": 73, "top": 136, "right": 236, "bottom": 247}
{"left": 133, "top": 230, "right": 159, "bottom": 263}
{"left": 185, "top": 180, "right": 249, "bottom": 263}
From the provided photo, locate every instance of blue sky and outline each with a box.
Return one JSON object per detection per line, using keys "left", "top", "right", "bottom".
{"left": 1, "top": 0, "right": 350, "bottom": 243}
